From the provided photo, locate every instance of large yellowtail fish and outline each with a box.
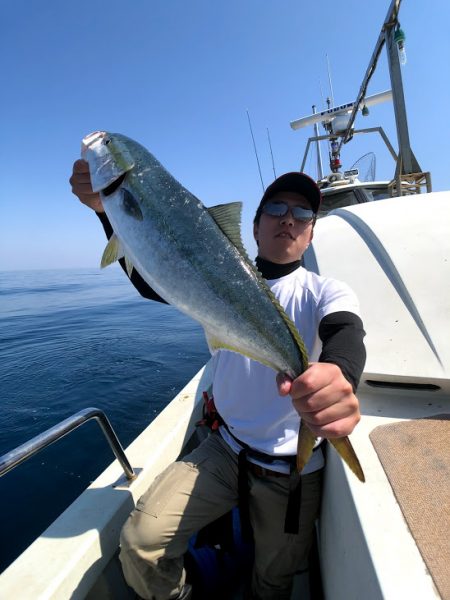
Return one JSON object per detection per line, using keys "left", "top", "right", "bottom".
{"left": 82, "top": 131, "right": 364, "bottom": 482}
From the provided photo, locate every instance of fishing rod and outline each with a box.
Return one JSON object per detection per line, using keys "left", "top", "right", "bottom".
{"left": 267, "top": 128, "right": 277, "bottom": 179}
{"left": 246, "top": 109, "right": 265, "bottom": 192}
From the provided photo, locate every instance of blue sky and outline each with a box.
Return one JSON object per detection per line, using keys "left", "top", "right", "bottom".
{"left": 2, "top": 0, "right": 449, "bottom": 271}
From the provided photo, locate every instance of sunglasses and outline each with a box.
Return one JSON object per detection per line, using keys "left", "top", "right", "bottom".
{"left": 262, "top": 202, "right": 315, "bottom": 223}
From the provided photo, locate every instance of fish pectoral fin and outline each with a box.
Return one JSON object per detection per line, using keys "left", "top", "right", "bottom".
{"left": 207, "top": 202, "right": 249, "bottom": 259}
{"left": 329, "top": 437, "right": 365, "bottom": 482}
{"left": 297, "top": 422, "right": 316, "bottom": 472}
{"left": 124, "top": 256, "right": 134, "bottom": 278}
{"left": 205, "top": 332, "right": 279, "bottom": 370}
{"left": 121, "top": 188, "right": 144, "bottom": 221}
{"left": 101, "top": 233, "right": 124, "bottom": 268}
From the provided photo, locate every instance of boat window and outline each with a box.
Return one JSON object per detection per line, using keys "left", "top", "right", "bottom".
{"left": 318, "top": 185, "right": 391, "bottom": 217}
{"left": 364, "top": 187, "right": 391, "bottom": 202}
{"left": 318, "top": 189, "right": 363, "bottom": 216}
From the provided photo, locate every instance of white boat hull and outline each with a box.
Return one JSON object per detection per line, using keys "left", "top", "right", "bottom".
{"left": 1, "top": 193, "right": 448, "bottom": 599}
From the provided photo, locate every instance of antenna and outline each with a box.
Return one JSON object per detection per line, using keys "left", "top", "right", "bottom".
{"left": 246, "top": 110, "right": 265, "bottom": 192}
{"left": 326, "top": 54, "right": 335, "bottom": 108}
{"left": 319, "top": 80, "right": 326, "bottom": 110}
{"left": 312, "top": 105, "right": 324, "bottom": 180}
{"left": 266, "top": 128, "right": 277, "bottom": 179}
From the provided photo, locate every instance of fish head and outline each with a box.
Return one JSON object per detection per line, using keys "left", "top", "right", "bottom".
{"left": 81, "top": 131, "right": 135, "bottom": 193}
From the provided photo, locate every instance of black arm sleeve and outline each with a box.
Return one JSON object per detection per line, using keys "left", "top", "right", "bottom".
{"left": 318, "top": 311, "right": 366, "bottom": 391}
{"left": 96, "top": 212, "right": 168, "bottom": 304}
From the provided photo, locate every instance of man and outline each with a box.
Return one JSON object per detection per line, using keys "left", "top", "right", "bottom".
{"left": 70, "top": 162, "right": 366, "bottom": 600}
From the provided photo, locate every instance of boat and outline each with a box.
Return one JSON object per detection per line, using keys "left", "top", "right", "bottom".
{"left": 1, "top": 0, "right": 448, "bottom": 598}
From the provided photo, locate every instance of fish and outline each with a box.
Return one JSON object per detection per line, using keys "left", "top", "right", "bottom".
{"left": 81, "top": 131, "right": 365, "bottom": 482}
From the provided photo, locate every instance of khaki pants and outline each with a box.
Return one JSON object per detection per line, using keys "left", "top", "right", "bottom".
{"left": 120, "top": 433, "right": 322, "bottom": 600}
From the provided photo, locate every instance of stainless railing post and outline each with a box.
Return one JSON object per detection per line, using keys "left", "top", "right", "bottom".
{"left": 0, "top": 407, "right": 136, "bottom": 481}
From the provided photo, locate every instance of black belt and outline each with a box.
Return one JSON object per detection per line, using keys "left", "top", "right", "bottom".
{"left": 219, "top": 423, "right": 325, "bottom": 537}
{"left": 247, "top": 461, "right": 290, "bottom": 478}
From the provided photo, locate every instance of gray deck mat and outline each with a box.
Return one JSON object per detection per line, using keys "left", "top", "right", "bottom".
{"left": 370, "top": 414, "right": 450, "bottom": 600}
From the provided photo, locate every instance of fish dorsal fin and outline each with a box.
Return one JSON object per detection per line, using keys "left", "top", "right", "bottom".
{"left": 207, "top": 202, "right": 248, "bottom": 257}
{"left": 208, "top": 201, "right": 308, "bottom": 374}
{"left": 101, "top": 233, "right": 124, "bottom": 268}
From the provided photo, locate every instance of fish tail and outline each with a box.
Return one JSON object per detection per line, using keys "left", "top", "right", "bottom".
{"left": 296, "top": 421, "right": 317, "bottom": 472}
{"left": 329, "top": 437, "right": 365, "bottom": 482}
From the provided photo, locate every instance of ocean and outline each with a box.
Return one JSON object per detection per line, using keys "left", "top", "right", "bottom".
{"left": 0, "top": 267, "right": 209, "bottom": 572}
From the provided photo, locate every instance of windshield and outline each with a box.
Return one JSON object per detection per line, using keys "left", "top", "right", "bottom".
{"left": 364, "top": 187, "right": 391, "bottom": 201}
{"left": 318, "top": 185, "right": 390, "bottom": 216}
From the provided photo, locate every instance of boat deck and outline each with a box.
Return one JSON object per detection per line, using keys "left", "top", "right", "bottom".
{"left": 370, "top": 415, "right": 449, "bottom": 600}
{"left": 319, "top": 381, "right": 449, "bottom": 600}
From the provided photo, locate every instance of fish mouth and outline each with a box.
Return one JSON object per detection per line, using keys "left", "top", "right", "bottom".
{"left": 82, "top": 131, "right": 135, "bottom": 193}
{"left": 82, "top": 130, "right": 107, "bottom": 148}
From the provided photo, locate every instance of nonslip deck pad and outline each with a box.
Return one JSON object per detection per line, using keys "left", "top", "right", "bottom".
{"left": 370, "top": 414, "right": 450, "bottom": 600}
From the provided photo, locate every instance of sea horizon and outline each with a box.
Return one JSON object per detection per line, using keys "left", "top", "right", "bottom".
{"left": 0, "top": 267, "right": 209, "bottom": 571}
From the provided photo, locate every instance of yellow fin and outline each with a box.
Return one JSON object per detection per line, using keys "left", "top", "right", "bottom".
{"left": 206, "top": 332, "right": 280, "bottom": 371}
{"left": 297, "top": 422, "right": 316, "bottom": 472}
{"left": 266, "top": 290, "right": 309, "bottom": 374}
{"left": 124, "top": 256, "right": 134, "bottom": 278}
{"left": 330, "top": 437, "right": 365, "bottom": 482}
{"left": 297, "top": 426, "right": 365, "bottom": 483}
{"left": 101, "top": 234, "right": 123, "bottom": 268}
{"left": 207, "top": 202, "right": 248, "bottom": 256}
{"left": 208, "top": 202, "right": 308, "bottom": 373}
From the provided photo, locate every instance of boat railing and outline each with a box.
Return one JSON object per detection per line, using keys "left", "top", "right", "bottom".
{"left": 387, "top": 170, "right": 433, "bottom": 196}
{"left": 0, "top": 407, "right": 136, "bottom": 481}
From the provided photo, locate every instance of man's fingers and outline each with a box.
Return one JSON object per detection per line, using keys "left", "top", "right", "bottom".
{"left": 71, "top": 172, "right": 92, "bottom": 184}
{"left": 70, "top": 167, "right": 92, "bottom": 189}
{"left": 299, "top": 392, "right": 359, "bottom": 426}
{"left": 276, "top": 372, "right": 292, "bottom": 396}
{"left": 74, "top": 182, "right": 97, "bottom": 195}
{"left": 305, "top": 414, "right": 361, "bottom": 439}
{"left": 69, "top": 159, "right": 104, "bottom": 212}
{"left": 72, "top": 159, "right": 90, "bottom": 173}
{"left": 293, "top": 376, "right": 353, "bottom": 414}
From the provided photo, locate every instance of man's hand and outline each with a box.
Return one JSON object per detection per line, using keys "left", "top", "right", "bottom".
{"left": 277, "top": 362, "right": 361, "bottom": 438}
{"left": 69, "top": 159, "right": 104, "bottom": 213}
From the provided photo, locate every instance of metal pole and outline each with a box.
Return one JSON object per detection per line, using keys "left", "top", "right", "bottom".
{"left": 312, "top": 105, "right": 324, "bottom": 180}
{"left": 339, "top": 0, "right": 403, "bottom": 149}
{"left": 326, "top": 54, "right": 335, "bottom": 108}
{"left": 385, "top": 24, "right": 418, "bottom": 175}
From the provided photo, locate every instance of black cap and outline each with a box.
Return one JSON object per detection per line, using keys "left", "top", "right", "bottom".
{"left": 254, "top": 172, "right": 322, "bottom": 223}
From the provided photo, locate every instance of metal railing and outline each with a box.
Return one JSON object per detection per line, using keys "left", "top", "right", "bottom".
{"left": 0, "top": 407, "right": 136, "bottom": 481}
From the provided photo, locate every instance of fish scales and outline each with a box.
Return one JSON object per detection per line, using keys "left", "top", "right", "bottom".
{"left": 82, "top": 131, "right": 365, "bottom": 482}
{"left": 84, "top": 132, "right": 305, "bottom": 377}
